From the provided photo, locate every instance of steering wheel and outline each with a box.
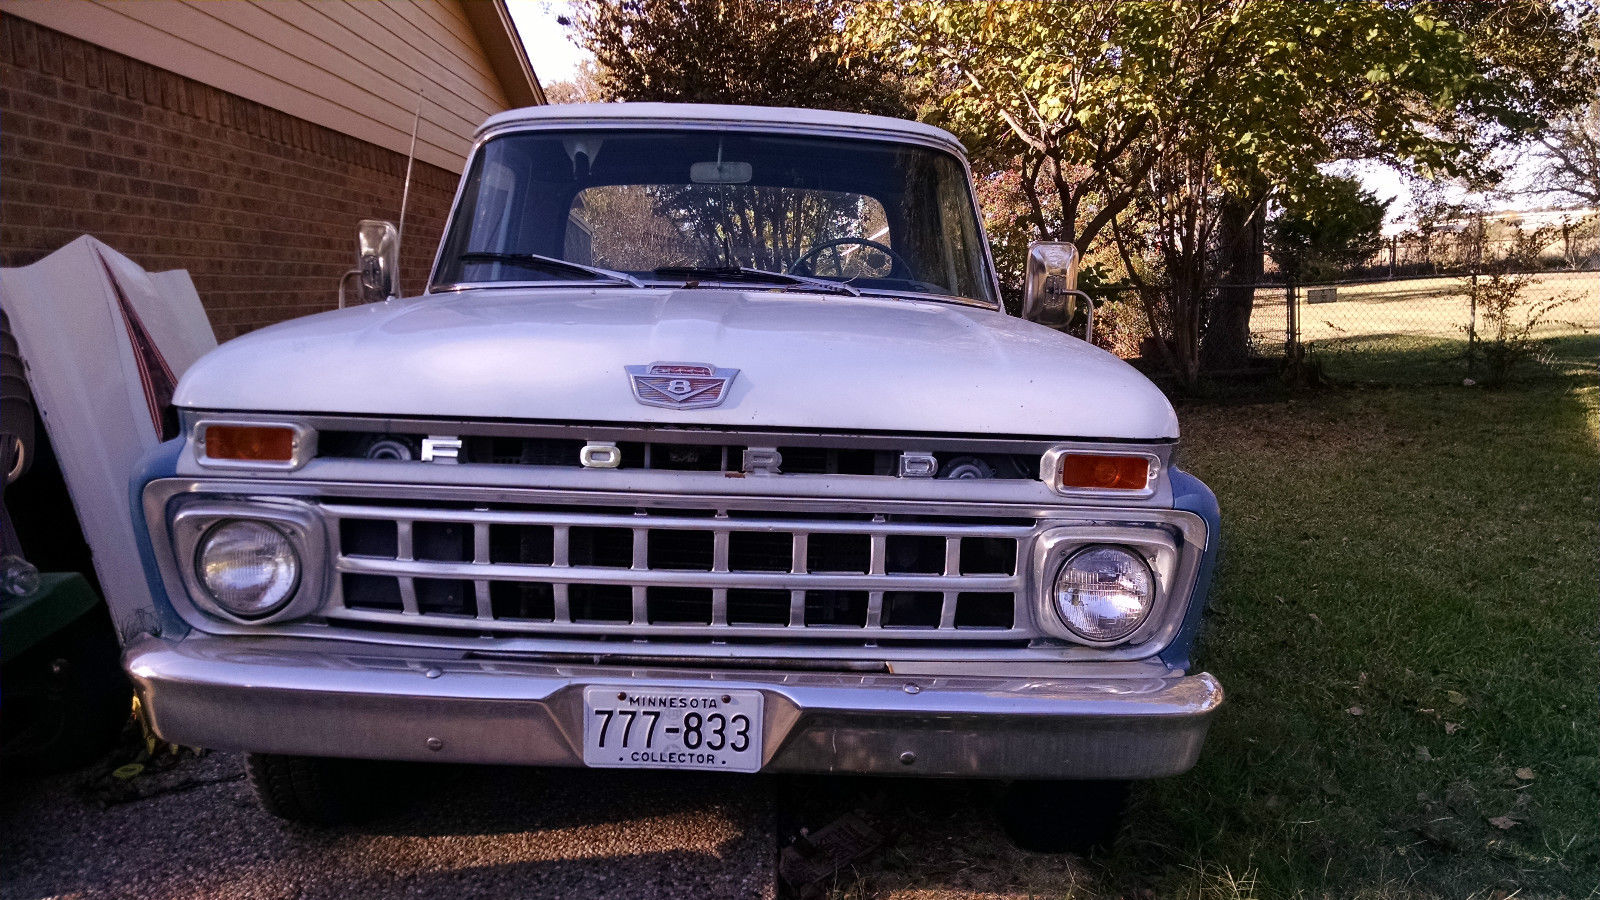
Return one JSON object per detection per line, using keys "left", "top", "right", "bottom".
{"left": 789, "top": 237, "right": 915, "bottom": 280}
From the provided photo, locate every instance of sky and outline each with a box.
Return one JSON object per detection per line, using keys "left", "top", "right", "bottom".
{"left": 506, "top": 1, "right": 586, "bottom": 85}
{"left": 503, "top": 2, "right": 1569, "bottom": 233}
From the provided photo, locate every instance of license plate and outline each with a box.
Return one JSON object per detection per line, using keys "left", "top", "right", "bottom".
{"left": 581, "top": 686, "right": 763, "bottom": 773}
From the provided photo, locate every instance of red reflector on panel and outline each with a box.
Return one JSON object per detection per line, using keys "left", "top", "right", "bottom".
{"left": 1058, "top": 454, "right": 1149, "bottom": 491}
{"left": 205, "top": 425, "right": 295, "bottom": 462}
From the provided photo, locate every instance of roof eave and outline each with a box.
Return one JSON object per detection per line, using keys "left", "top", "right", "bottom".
{"left": 462, "top": 0, "right": 544, "bottom": 108}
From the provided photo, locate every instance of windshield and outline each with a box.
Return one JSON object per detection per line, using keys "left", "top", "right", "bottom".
{"left": 431, "top": 129, "right": 996, "bottom": 303}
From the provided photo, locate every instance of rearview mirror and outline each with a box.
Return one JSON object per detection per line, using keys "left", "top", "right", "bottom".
{"left": 1023, "top": 241, "right": 1093, "bottom": 341}
{"left": 356, "top": 219, "right": 400, "bottom": 304}
{"left": 690, "top": 160, "right": 753, "bottom": 184}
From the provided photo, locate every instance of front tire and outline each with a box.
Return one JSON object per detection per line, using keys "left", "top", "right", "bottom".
{"left": 998, "top": 779, "right": 1130, "bottom": 854}
{"left": 246, "top": 753, "right": 402, "bottom": 825}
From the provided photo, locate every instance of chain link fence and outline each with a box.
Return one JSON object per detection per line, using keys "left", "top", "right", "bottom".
{"left": 1090, "top": 226, "right": 1598, "bottom": 386}
{"left": 1272, "top": 269, "right": 1595, "bottom": 383}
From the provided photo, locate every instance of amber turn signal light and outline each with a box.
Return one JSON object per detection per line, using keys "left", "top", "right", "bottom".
{"left": 203, "top": 425, "right": 296, "bottom": 462}
{"left": 1057, "top": 454, "right": 1150, "bottom": 491}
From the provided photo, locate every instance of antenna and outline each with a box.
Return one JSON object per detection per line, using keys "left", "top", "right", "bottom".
{"left": 397, "top": 89, "right": 424, "bottom": 247}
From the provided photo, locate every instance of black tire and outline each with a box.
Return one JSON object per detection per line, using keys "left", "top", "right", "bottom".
{"left": 0, "top": 605, "right": 132, "bottom": 774}
{"left": 997, "top": 779, "right": 1130, "bottom": 854}
{"left": 246, "top": 753, "right": 411, "bottom": 825}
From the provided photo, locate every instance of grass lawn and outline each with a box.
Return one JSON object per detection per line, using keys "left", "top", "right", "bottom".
{"left": 814, "top": 336, "right": 1598, "bottom": 899}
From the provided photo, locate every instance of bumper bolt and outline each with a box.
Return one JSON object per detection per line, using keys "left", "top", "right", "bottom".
{"left": 903, "top": 683, "right": 921, "bottom": 695}
{"left": 424, "top": 668, "right": 442, "bottom": 679}
{"left": 426, "top": 737, "right": 443, "bottom": 752}
{"left": 899, "top": 751, "right": 916, "bottom": 765}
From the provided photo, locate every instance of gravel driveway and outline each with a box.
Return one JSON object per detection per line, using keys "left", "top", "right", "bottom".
{"left": 1, "top": 750, "right": 776, "bottom": 899}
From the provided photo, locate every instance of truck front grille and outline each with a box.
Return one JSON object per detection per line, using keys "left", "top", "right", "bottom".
{"left": 324, "top": 501, "right": 1034, "bottom": 642}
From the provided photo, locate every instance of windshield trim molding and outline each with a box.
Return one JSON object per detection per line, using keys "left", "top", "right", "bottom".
{"left": 425, "top": 121, "right": 1005, "bottom": 311}
{"left": 427, "top": 280, "right": 1003, "bottom": 312}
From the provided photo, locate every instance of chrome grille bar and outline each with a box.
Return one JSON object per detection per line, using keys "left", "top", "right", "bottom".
{"left": 323, "top": 501, "right": 1033, "bottom": 642}
{"left": 337, "top": 557, "right": 1016, "bottom": 590}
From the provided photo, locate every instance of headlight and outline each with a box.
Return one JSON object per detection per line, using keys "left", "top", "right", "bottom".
{"left": 1052, "top": 545, "right": 1153, "bottom": 642}
{"left": 196, "top": 519, "right": 300, "bottom": 619}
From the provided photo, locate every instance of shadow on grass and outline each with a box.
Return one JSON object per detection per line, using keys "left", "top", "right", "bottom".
{"left": 1306, "top": 331, "right": 1597, "bottom": 387}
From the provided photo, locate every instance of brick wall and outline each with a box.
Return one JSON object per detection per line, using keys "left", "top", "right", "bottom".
{"left": 0, "top": 16, "right": 464, "bottom": 341}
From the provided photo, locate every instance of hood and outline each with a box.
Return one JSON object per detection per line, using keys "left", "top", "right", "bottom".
{"left": 175, "top": 288, "right": 1178, "bottom": 440}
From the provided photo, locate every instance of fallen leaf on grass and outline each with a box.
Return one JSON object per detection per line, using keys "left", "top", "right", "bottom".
{"left": 1515, "top": 767, "right": 1534, "bottom": 781}
{"left": 1444, "top": 722, "right": 1461, "bottom": 734}
{"left": 1414, "top": 746, "right": 1432, "bottom": 762}
{"left": 1445, "top": 690, "right": 1467, "bottom": 705}
{"left": 1347, "top": 706, "right": 1364, "bottom": 716}
{"left": 1488, "top": 815, "right": 1520, "bottom": 831}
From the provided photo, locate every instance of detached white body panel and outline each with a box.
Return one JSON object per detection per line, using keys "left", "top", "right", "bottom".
{"left": 1, "top": 236, "right": 215, "bottom": 637}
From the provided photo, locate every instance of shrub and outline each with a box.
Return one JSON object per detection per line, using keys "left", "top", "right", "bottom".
{"left": 1466, "top": 272, "right": 1584, "bottom": 387}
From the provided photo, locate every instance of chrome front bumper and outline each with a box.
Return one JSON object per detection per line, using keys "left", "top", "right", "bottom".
{"left": 127, "top": 635, "right": 1223, "bottom": 780}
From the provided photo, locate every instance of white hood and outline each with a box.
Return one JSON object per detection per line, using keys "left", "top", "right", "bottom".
{"left": 175, "top": 288, "right": 1178, "bottom": 441}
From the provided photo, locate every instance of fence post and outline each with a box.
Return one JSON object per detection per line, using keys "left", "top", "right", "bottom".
{"left": 1466, "top": 212, "right": 1483, "bottom": 377}
{"left": 1284, "top": 280, "right": 1299, "bottom": 359}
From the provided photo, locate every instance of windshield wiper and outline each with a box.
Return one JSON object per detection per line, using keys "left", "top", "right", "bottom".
{"left": 457, "top": 251, "right": 642, "bottom": 287}
{"left": 650, "top": 265, "right": 859, "bottom": 297}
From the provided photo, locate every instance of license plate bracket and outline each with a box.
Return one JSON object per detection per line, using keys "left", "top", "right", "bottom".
{"left": 581, "top": 686, "right": 764, "bottom": 773}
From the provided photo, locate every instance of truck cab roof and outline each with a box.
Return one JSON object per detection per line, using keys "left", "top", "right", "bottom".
{"left": 476, "top": 102, "right": 967, "bottom": 155}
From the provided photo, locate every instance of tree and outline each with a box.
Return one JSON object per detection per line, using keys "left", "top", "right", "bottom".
{"left": 858, "top": 1, "right": 1598, "bottom": 387}
{"left": 567, "top": 0, "right": 910, "bottom": 116}
{"left": 545, "top": 59, "right": 602, "bottom": 105}
{"left": 1529, "top": 102, "right": 1600, "bottom": 206}
{"left": 1267, "top": 176, "right": 1390, "bottom": 283}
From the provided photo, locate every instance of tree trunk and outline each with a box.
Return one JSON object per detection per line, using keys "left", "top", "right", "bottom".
{"left": 1202, "top": 194, "right": 1263, "bottom": 371}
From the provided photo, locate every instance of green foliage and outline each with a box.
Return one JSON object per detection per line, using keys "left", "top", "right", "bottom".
{"left": 854, "top": 2, "right": 1529, "bottom": 249}
{"left": 1467, "top": 271, "right": 1585, "bottom": 387}
{"left": 568, "top": 0, "right": 910, "bottom": 117}
{"left": 853, "top": 0, "right": 1599, "bottom": 388}
{"left": 1267, "top": 175, "right": 1389, "bottom": 282}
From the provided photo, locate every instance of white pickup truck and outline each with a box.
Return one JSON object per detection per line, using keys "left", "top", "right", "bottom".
{"left": 125, "top": 103, "right": 1222, "bottom": 850}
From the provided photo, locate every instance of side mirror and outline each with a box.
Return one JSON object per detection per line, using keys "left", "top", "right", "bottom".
{"left": 1023, "top": 241, "right": 1093, "bottom": 340}
{"left": 356, "top": 219, "right": 400, "bottom": 304}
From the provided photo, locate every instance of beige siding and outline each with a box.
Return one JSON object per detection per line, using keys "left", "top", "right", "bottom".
{"left": 2, "top": 0, "right": 517, "bottom": 171}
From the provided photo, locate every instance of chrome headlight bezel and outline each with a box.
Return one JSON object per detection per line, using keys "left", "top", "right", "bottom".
{"left": 1030, "top": 526, "right": 1185, "bottom": 648}
{"left": 170, "top": 499, "right": 326, "bottom": 625}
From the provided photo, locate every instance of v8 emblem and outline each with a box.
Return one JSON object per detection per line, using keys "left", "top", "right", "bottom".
{"left": 626, "top": 362, "right": 739, "bottom": 410}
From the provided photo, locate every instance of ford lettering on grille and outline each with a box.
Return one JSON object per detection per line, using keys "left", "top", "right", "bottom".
{"left": 627, "top": 362, "right": 738, "bottom": 409}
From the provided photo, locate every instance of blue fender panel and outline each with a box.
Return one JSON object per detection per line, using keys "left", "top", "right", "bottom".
{"left": 1161, "top": 466, "right": 1220, "bottom": 670}
{"left": 127, "top": 437, "right": 189, "bottom": 640}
